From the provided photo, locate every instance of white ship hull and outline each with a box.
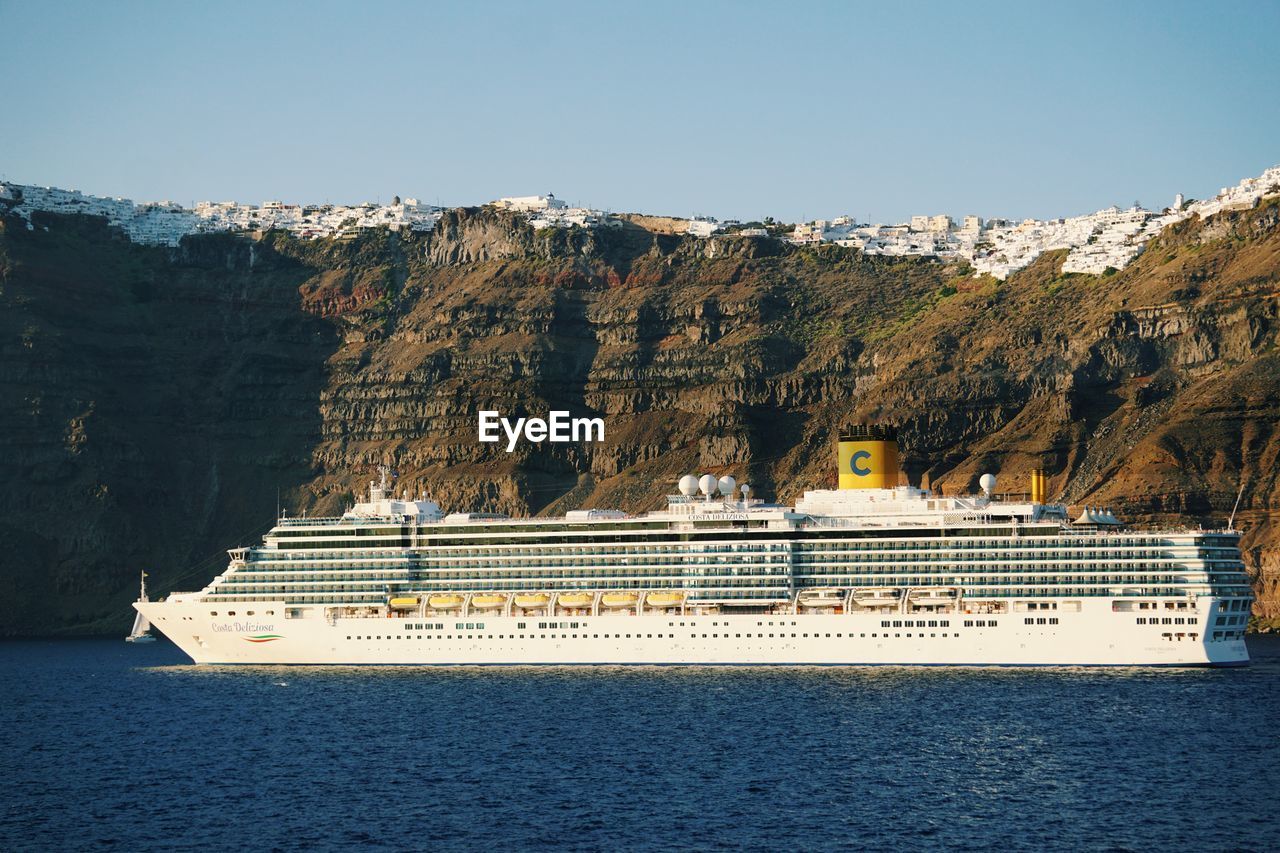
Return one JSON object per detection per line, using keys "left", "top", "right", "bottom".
{"left": 137, "top": 598, "right": 1249, "bottom": 667}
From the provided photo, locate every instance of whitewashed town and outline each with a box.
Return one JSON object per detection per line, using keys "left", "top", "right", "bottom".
{"left": 2, "top": 164, "right": 1277, "bottom": 279}
{"left": 0, "top": 184, "right": 445, "bottom": 246}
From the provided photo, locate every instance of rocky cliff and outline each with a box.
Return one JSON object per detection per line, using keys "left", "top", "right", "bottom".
{"left": 2, "top": 201, "right": 1278, "bottom": 635}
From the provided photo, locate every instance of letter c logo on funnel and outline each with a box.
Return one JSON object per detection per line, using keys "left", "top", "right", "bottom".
{"left": 850, "top": 450, "right": 873, "bottom": 476}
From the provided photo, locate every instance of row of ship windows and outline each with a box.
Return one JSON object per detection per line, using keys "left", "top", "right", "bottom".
{"left": 258, "top": 545, "right": 1209, "bottom": 560}
{"left": 1141, "top": 629, "right": 1246, "bottom": 640}
{"left": 219, "top": 572, "right": 1213, "bottom": 587}
{"left": 363, "top": 620, "right": 941, "bottom": 631}
{"left": 274, "top": 527, "right": 408, "bottom": 537}
{"left": 238, "top": 558, "right": 1208, "bottom": 571}
{"left": 201, "top": 588, "right": 1205, "bottom": 604}
{"left": 220, "top": 580, "right": 791, "bottom": 591}
{"left": 1214, "top": 615, "right": 1248, "bottom": 626}
{"left": 286, "top": 538, "right": 1228, "bottom": 559}
{"left": 254, "top": 552, "right": 408, "bottom": 561}
{"left": 251, "top": 545, "right": 1216, "bottom": 561}
{"left": 882, "top": 619, "right": 951, "bottom": 627}
{"left": 343, "top": 632, "right": 968, "bottom": 641}
{"left": 410, "top": 548, "right": 1199, "bottom": 559}
{"left": 279, "top": 538, "right": 783, "bottom": 552}
{"left": 398, "top": 620, "right": 875, "bottom": 630}
{"left": 1113, "top": 600, "right": 1259, "bottom": 613}
{"left": 270, "top": 524, "right": 1020, "bottom": 537}
{"left": 379, "top": 617, "right": 1232, "bottom": 634}
{"left": 329, "top": 629, "right": 1245, "bottom": 642}
{"left": 797, "top": 558, "right": 1198, "bottom": 568}
{"left": 213, "top": 581, "right": 1211, "bottom": 599}
{"left": 800, "top": 540, "right": 1193, "bottom": 552}
{"left": 269, "top": 531, "right": 1196, "bottom": 549}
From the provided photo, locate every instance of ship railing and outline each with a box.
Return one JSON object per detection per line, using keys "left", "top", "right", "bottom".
{"left": 275, "top": 516, "right": 349, "bottom": 526}
{"left": 800, "top": 518, "right": 931, "bottom": 530}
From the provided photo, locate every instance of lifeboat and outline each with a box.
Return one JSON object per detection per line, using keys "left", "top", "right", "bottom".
{"left": 853, "top": 588, "right": 901, "bottom": 608}
{"left": 428, "top": 594, "right": 464, "bottom": 611}
{"left": 600, "top": 592, "right": 639, "bottom": 609}
{"left": 909, "top": 587, "right": 960, "bottom": 607}
{"left": 513, "top": 593, "right": 551, "bottom": 610}
{"left": 557, "top": 592, "right": 594, "bottom": 609}
{"left": 469, "top": 594, "right": 507, "bottom": 610}
{"left": 645, "top": 591, "right": 684, "bottom": 609}
{"left": 798, "top": 588, "right": 844, "bottom": 608}
{"left": 388, "top": 596, "right": 420, "bottom": 610}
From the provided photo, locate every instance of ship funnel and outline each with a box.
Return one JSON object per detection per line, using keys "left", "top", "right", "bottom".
{"left": 1030, "top": 468, "right": 1047, "bottom": 503}
{"left": 838, "top": 425, "right": 900, "bottom": 490}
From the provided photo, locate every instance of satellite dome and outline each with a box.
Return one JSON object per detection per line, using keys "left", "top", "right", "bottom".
{"left": 718, "top": 475, "right": 737, "bottom": 496}
{"left": 678, "top": 475, "right": 699, "bottom": 496}
{"left": 979, "top": 473, "right": 997, "bottom": 495}
{"left": 698, "top": 474, "right": 717, "bottom": 496}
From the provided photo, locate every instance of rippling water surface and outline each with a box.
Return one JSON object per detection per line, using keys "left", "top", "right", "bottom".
{"left": 2, "top": 637, "right": 1279, "bottom": 851}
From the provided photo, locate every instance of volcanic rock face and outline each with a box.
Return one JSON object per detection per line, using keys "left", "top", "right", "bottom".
{"left": 2, "top": 201, "right": 1278, "bottom": 634}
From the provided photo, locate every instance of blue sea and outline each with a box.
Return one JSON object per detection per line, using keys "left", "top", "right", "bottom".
{"left": 2, "top": 637, "right": 1279, "bottom": 852}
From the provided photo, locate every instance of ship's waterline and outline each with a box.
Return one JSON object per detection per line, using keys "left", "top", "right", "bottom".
{"left": 138, "top": 428, "right": 1253, "bottom": 666}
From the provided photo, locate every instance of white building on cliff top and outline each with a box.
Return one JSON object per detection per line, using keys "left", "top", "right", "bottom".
{"left": 493, "top": 194, "right": 568, "bottom": 213}
{"left": 0, "top": 183, "right": 443, "bottom": 246}
{"left": 687, "top": 216, "right": 723, "bottom": 238}
{"left": 781, "top": 164, "right": 1280, "bottom": 279}
{"left": 4, "top": 165, "right": 1279, "bottom": 268}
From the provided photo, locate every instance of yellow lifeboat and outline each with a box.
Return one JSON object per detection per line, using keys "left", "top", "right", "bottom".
{"left": 388, "top": 596, "right": 420, "bottom": 610}
{"left": 600, "top": 592, "right": 639, "bottom": 609}
{"left": 428, "top": 594, "right": 464, "bottom": 611}
{"left": 513, "top": 593, "right": 551, "bottom": 610}
{"left": 469, "top": 594, "right": 507, "bottom": 610}
{"left": 645, "top": 592, "right": 684, "bottom": 609}
{"left": 557, "top": 592, "right": 594, "bottom": 609}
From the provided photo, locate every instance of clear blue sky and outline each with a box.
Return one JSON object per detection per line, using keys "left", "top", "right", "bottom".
{"left": 1, "top": 0, "right": 1277, "bottom": 223}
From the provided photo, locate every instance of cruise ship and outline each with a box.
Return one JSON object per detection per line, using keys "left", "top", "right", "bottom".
{"left": 136, "top": 427, "right": 1253, "bottom": 666}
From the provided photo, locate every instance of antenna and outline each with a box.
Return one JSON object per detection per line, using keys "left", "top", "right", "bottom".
{"left": 1228, "top": 478, "right": 1247, "bottom": 530}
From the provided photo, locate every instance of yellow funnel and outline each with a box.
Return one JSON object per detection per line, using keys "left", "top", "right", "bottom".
{"left": 1030, "top": 468, "right": 1049, "bottom": 502}
{"left": 838, "top": 425, "right": 900, "bottom": 490}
